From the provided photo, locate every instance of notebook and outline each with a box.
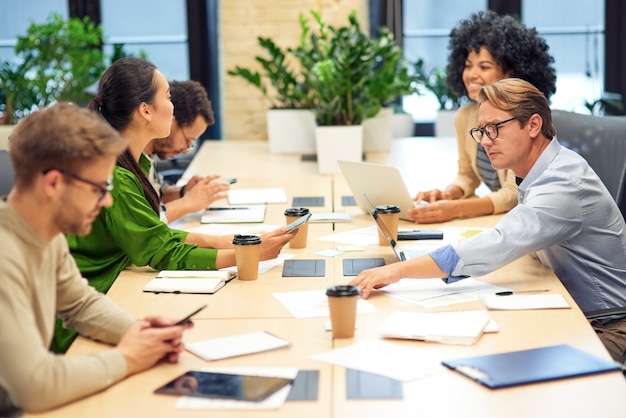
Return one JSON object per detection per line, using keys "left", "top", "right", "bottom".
{"left": 442, "top": 344, "right": 621, "bottom": 388}
{"left": 338, "top": 160, "right": 415, "bottom": 220}
{"left": 364, "top": 194, "right": 431, "bottom": 261}
{"left": 200, "top": 205, "right": 266, "bottom": 223}
{"left": 143, "top": 270, "right": 237, "bottom": 294}
{"left": 378, "top": 310, "right": 491, "bottom": 345}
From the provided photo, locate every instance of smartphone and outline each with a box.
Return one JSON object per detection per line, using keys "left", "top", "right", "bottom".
{"left": 174, "top": 304, "right": 208, "bottom": 326}
{"left": 225, "top": 178, "right": 237, "bottom": 184}
{"left": 286, "top": 212, "right": 312, "bottom": 232}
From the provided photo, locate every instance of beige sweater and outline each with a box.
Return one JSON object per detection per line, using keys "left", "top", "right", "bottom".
{"left": 450, "top": 102, "right": 518, "bottom": 214}
{"left": 0, "top": 201, "right": 135, "bottom": 413}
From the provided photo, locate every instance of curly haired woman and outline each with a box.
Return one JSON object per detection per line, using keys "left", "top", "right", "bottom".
{"left": 410, "top": 10, "right": 557, "bottom": 223}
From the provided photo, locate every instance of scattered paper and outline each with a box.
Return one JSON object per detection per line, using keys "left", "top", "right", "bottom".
{"left": 311, "top": 340, "right": 442, "bottom": 381}
{"left": 381, "top": 278, "right": 508, "bottom": 308}
{"left": 273, "top": 289, "right": 377, "bottom": 318}
{"left": 186, "top": 331, "right": 290, "bottom": 361}
{"left": 480, "top": 293, "right": 571, "bottom": 310}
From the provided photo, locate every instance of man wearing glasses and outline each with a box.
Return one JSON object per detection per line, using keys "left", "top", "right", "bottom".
{"left": 351, "top": 78, "right": 626, "bottom": 363}
{"left": 0, "top": 104, "right": 191, "bottom": 414}
{"left": 144, "top": 80, "right": 230, "bottom": 223}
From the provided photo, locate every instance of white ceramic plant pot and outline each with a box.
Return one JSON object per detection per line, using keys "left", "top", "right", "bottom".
{"left": 315, "top": 125, "right": 363, "bottom": 174}
{"left": 267, "top": 109, "right": 316, "bottom": 154}
{"left": 362, "top": 107, "right": 394, "bottom": 151}
{"left": 435, "top": 109, "right": 457, "bottom": 137}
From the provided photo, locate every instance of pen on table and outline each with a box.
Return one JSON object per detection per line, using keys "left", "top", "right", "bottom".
{"left": 495, "top": 289, "right": 550, "bottom": 296}
{"left": 226, "top": 177, "right": 237, "bottom": 184}
{"left": 207, "top": 207, "right": 248, "bottom": 210}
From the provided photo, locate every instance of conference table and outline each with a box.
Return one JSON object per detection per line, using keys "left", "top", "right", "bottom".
{"left": 26, "top": 137, "right": 626, "bottom": 418}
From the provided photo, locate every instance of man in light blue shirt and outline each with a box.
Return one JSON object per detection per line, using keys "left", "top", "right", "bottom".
{"left": 350, "top": 78, "right": 626, "bottom": 362}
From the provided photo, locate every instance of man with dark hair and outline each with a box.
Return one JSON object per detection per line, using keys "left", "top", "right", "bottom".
{"left": 351, "top": 78, "right": 626, "bottom": 363}
{"left": 0, "top": 103, "right": 190, "bottom": 414}
{"left": 145, "top": 80, "right": 230, "bottom": 222}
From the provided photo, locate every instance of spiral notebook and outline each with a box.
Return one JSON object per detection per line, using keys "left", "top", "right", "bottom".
{"left": 143, "top": 270, "right": 237, "bottom": 294}
{"left": 377, "top": 310, "right": 491, "bottom": 345}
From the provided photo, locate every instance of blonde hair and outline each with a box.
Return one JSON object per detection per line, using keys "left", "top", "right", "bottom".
{"left": 9, "top": 103, "right": 128, "bottom": 188}
{"left": 477, "top": 78, "right": 556, "bottom": 139}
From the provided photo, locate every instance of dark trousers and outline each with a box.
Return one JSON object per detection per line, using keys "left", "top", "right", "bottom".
{"left": 591, "top": 317, "right": 626, "bottom": 364}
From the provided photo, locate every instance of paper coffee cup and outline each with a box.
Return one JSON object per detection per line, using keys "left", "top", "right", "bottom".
{"left": 326, "top": 285, "right": 359, "bottom": 338}
{"left": 375, "top": 205, "right": 400, "bottom": 246}
{"left": 284, "top": 207, "right": 310, "bottom": 249}
{"left": 232, "top": 234, "right": 262, "bottom": 281}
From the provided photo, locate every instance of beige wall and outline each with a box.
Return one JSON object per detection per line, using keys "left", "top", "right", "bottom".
{"left": 220, "top": 0, "right": 369, "bottom": 140}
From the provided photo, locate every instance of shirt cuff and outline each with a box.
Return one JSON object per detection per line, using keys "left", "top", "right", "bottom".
{"left": 429, "top": 245, "right": 469, "bottom": 284}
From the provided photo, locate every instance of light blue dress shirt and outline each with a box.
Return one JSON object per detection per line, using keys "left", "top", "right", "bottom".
{"left": 431, "top": 138, "right": 626, "bottom": 316}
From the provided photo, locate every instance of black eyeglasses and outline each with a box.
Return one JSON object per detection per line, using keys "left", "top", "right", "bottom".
{"left": 469, "top": 117, "right": 517, "bottom": 144}
{"left": 180, "top": 125, "right": 196, "bottom": 150}
{"left": 43, "top": 169, "right": 113, "bottom": 201}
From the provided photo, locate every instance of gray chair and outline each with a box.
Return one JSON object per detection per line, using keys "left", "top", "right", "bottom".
{"left": 0, "top": 150, "right": 14, "bottom": 196}
{"left": 551, "top": 110, "right": 626, "bottom": 212}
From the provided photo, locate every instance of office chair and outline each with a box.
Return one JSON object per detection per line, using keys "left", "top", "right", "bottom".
{"left": 551, "top": 110, "right": 626, "bottom": 207}
{"left": 0, "top": 150, "right": 14, "bottom": 196}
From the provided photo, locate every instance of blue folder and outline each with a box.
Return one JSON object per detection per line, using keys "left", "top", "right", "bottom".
{"left": 442, "top": 344, "right": 621, "bottom": 389}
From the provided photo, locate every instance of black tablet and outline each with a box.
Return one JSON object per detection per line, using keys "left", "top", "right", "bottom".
{"left": 154, "top": 371, "right": 293, "bottom": 402}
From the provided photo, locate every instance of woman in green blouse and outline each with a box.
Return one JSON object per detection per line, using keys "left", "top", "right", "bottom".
{"left": 54, "top": 58, "right": 295, "bottom": 352}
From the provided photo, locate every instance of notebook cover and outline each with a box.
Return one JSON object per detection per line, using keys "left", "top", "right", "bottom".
{"left": 282, "top": 259, "right": 325, "bottom": 277}
{"left": 442, "top": 344, "right": 620, "bottom": 388}
{"left": 343, "top": 258, "right": 385, "bottom": 276}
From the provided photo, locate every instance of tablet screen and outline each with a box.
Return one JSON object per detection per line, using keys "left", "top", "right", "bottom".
{"left": 154, "top": 371, "right": 293, "bottom": 402}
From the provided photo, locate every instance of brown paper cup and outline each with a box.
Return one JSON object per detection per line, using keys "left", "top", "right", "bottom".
{"left": 326, "top": 285, "right": 359, "bottom": 338}
{"left": 285, "top": 207, "right": 310, "bottom": 249}
{"left": 233, "top": 235, "right": 262, "bottom": 281}
{"left": 377, "top": 212, "right": 399, "bottom": 245}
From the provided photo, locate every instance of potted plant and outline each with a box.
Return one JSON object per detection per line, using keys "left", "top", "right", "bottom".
{"left": 413, "top": 59, "right": 464, "bottom": 137}
{"left": 297, "top": 10, "right": 383, "bottom": 173}
{"left": 362, "top": 27, "right": 418, "bottom": 150}
{"left": 227, "top": 37, "right": 316, "bottom": 154}
{"left": 0, "top": 12, "right": 104, "bottom": 134}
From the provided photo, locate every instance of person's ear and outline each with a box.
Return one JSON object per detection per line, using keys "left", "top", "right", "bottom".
{"left": 527, "top": 113, "right": 543, "bottom": 139}
{"left": 139, "top": 102, "right": 152, "bottom": 122}
{"left": 41, "top": 169, "right": 62, "bottom": 199}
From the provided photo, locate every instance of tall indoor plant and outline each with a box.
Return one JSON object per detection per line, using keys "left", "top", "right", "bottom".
{"left": 0, "top": 12, "right": 104, "bottom": 125}
{"left": 227, "top": 37, "right": 316, "bottom": 153}
{"left": 296, "top": 11, "right": 382, "bottom": 173}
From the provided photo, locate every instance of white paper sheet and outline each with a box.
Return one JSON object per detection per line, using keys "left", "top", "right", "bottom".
{"left": 480, "top": 293, "right": 571, "bottom": 310}
{"left": 273, "top": 289, "right": 377, "bottom": 318}
{"left": 311, "top": 340, "right": 442, "bottom": 381}
{"left": 380, "top": 278, "right": 508, "bottom": 308}
{"left": 186, "top": 331, "right": 290, "bottom": 361}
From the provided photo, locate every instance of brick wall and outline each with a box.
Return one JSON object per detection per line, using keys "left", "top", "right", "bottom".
{"left": 220, "top": 0, "right": 368, "bottom": 140}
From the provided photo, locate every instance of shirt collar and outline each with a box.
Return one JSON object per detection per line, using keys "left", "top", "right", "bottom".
{"left": 517, "top": 138, "right": 561, "bottom": 192}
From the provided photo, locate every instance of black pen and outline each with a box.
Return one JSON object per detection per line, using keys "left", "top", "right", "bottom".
{"left": 495, "top": 289, "right": 550, "bottom": 296}
{"left": 207, "top": 207, "right": 248, "bottom": 210}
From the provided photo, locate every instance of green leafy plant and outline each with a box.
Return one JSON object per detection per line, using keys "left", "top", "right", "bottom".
{"left": 227, "top": 37, "right": 312, "bottom": 109}
{"left": 413, "top": 59, "right": 462, "bottom": 111}
{"left": 0, "top": 12, "right": 104, "bottom": 124}
{"left": 302, "top": 11, "right": 384, "bottom": 126}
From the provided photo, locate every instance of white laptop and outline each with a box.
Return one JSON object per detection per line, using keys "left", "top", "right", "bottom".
{"left": 364, "top": 194, "right": 430, "bottom": 262}
{"left": 338, "top": 160, "right": 415, "bottom": 220}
